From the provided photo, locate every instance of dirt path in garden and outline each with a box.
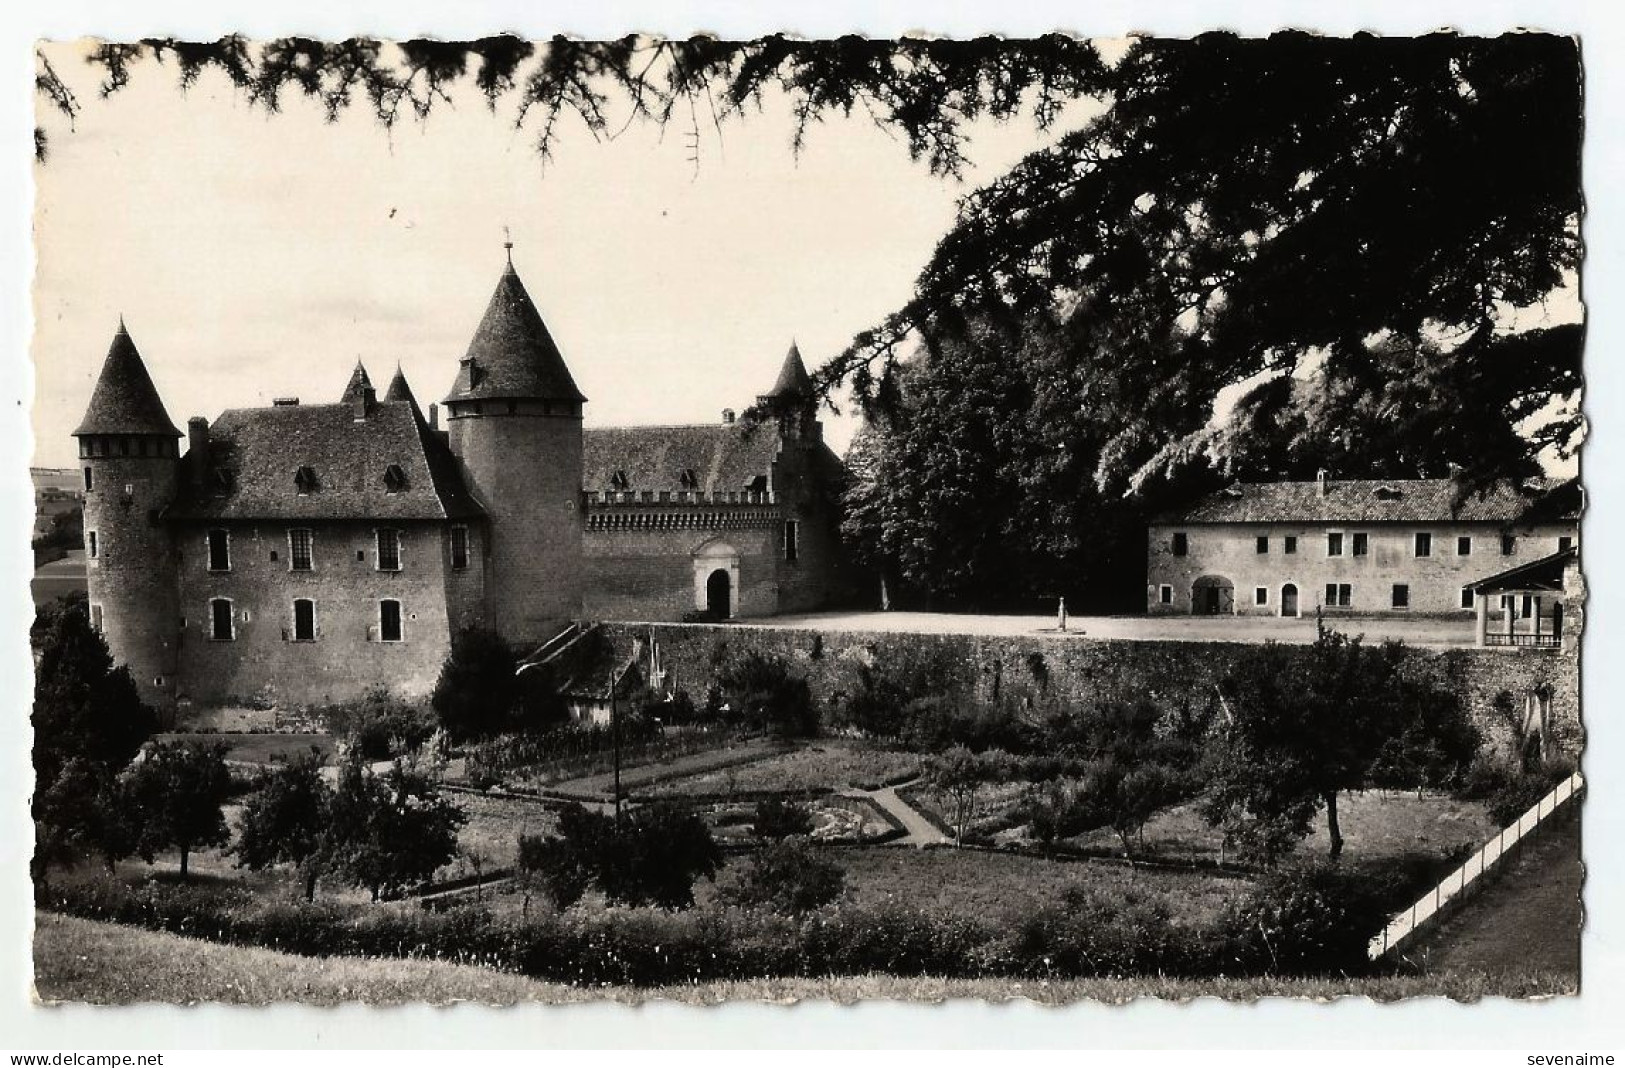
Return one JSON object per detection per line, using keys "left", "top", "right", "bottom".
{"left": 1407, "top": 810, "right": 1583, "bottom": 979}
{"left": 840, "top": 779, "right": 948, "bottom": 847}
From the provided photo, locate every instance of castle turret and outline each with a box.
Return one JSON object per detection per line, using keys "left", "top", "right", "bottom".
{"left": 443, "top": 252, "right": 586, "bottom": 643}
{"left": 758, "top": 340, "right": 819, "bottom": 441}
{"left": 73, "top": 321, "right": 183, "bottom": 713}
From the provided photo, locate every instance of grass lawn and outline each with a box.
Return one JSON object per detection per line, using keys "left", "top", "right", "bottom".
{"left": 647, "top": 740, "right": 922, "bottom": 799}
{"left": 35, "top": 912, "right": 1572, "bottom": 1004}
{"left": 442, "top": 791, "right": 560, "bottom": 876}
{"left": 1070, "top": 791, "right": 1497, "bottom": 867}
{"left": 695, "top": 843, "right": 1251, "bottom": 926}
{"left": 157, "top": 732, "right": 336, "bottom": 766}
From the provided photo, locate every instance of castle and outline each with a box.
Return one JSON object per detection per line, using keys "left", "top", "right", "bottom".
{"left": 74, "top": 254, "right": 853, "bottom": 714}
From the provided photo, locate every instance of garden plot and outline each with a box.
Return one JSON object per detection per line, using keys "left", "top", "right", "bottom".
{"left": 157, "top": 732, "right": 336, "bottom": 767}
{"left": 699, "top": 796, "right": 897, "bottom": 847}
{"left": 644, "top": 741, "right": 922, "bottom": 800}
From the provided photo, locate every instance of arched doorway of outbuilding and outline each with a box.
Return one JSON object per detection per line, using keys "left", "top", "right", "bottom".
{"left": 1191, "top": 575, "right": 1235, "bottom": 616}
{"left": 1280, "top": 583, "right": 1300, "bottom": 618}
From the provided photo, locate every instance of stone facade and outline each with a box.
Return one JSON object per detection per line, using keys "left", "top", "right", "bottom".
{"left": 1146, "top": 477, "right": 1581, "bottom": 618}
{"left": 72, "top": 259, "right": 852, "bottom": 716}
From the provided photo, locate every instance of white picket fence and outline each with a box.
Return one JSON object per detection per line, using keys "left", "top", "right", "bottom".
{"left": 1368, "top": 770, "right": 1584, "bottom": 960}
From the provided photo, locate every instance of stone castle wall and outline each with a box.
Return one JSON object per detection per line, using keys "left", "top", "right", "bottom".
{"left": 601, "top": 621, "right": 1584, "bottom": 760}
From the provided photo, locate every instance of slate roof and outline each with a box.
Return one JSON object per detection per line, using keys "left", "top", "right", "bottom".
{"left": 339, "top": 361, "right": 375, "bottom": 404}
{"left": 443, "top": 264, "right": 586, "bottom": 405}
{"left": 582, "top": 422, "right": 784, "bottom": 496}
{"left": 382, "top": 365, "right": 427, "bottom": 422}
{"left": 1158, "top": 477, "right": 1582, "bottom": 526}
{"left": 762, "top": 341, "right": 814, "bottom": 399}
{"left": 167, "top": 398, "right": 483, "bottom": 521}
{"left": 74, "top": 324, "right": 183, "bottom": 437}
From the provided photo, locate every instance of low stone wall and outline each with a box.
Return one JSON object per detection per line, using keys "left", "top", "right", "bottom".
{"left": 600, "top": 621, "right": 1583, "bottom": 759}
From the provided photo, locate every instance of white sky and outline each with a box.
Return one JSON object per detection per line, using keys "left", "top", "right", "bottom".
{"left": 30, "top": 40, "right": 1107, "bottom": 467}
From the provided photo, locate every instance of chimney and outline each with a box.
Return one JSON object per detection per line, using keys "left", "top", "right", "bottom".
{"left": 721, "top": 408, "right": 736, "bottom": 424}
{"left": 1317, "top": 468, "right": 1330, "bottom": 496}
{"left": 353, "top": 385, "right": 376, "bottom": 421}
{"left": 187, "top": 417, "right": 210, "bottom": 488}
{"left": 272, "top": 396, "right": 300, "bottom": 407}
{"left": 428, "top": 403, "right": 439, "bottom": 430}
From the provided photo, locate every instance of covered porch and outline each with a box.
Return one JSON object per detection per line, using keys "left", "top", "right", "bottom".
{"left": 1466, "top": 548, "right": 1579, "bottom": 651}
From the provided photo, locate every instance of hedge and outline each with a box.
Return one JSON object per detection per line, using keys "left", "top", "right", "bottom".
{"left": 38, "top": 860, "right": 1416, "bottom": 986}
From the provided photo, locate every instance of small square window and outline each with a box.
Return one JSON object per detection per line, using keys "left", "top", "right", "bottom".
{"left": 1352, "top": 532, "right": 1369, "bottom": 557}
{"left": 1255, "top": 536, "right": 1268, "bottom": 555}
{"left": 1327, "top": 532, "right": 1344, "bottom": 557}
{"left": 1457, "top": 535, "right": 1472, "bottom": 556}
{"left": 1501, "top": 534, "right": 1517, "bottom": 556}
{"left": 1460, "top": 587, "right": 1475, "bottom": 610}
{"left": 1325, "top": 583, "right": 1351, "bottom": 608}
{"left": 1283, "top": 536, "right": 1297, "bottom": 555}
{"left": 1171, "top": 532, "right": 1188, "bottom": 556}
{"left": 1392, "top": 584, "right": 1410, "bottom": 609}
{"left": 1415, "top": 532, "right": 1432, "bottom": 558}
{"left": 1254, "top": 587, "right": 1268, "bottom": 606}
{"left": 1558, "top": 535, "right": 1574, "bottom": 553}
{"left": 1159, "top": 585, "right": 1172, "bottom": 605}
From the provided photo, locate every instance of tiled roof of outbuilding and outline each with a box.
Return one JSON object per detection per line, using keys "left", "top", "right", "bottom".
{"left": 443, "top": 264, "right": 586, "bottom": 405}
{"left": 583, "top": 422, "right": 782, "bottom": 496}
{"left": 1157, "top": 477, "right": 1581, "bottom": 526}
{"left": 74, "top": 324, "right": 183, "bottom": 437}
{"left": 167, "top": 398, "right": 483, "bottom": 521}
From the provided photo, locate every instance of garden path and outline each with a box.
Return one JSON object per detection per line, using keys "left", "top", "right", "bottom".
{"left": 840, "top": 779, "right": 948, "bottom": 847}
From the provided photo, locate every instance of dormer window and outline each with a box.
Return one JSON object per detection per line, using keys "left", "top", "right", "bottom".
{"left": 212, "top": 469, "right": 233, "bottom": 495}
{"left": 679, "top": 469, "right": 699, "bottom": 491}
{"left": 610, "top": 470, "right": 630, "bottom": 491}
{"left": 383, "top": 464, "right": 408, "bottom": 494}
{"left": 1374, "top": 485, "right": 1403, "bottom": 501}
{"left": 294, "top": 466, "right": 319, "bottom": 494}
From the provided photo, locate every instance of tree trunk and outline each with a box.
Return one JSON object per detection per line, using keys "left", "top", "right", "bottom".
{"left": 179, "top": 846, "right": 189, "bottom": 881}
{"left": 1324, "top": 791, "right": 1343, "bottom": 860}
{"left": 304, "top": 868, "right": 319, "bottom": 903}
{"left": 371, "top": 884, "right": 381, "bottom": 903}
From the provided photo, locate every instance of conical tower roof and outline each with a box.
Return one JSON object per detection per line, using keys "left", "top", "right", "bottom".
{"left": 73, "top": 321, "right": 182, "bottom": 437}
{"left": 383, "top": 364, "right": 426, "bottom": 421}
{"left": 340, "top": 360, "right": 374, "bottom": 404}
{"left": 762, "top": 340, "right": 814, "bottom": 399}
{"left": 445, "top": 262, "right": 586, "bottom": 404}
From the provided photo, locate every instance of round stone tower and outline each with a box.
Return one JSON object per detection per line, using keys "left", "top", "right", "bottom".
{"left": 443, "top": 253, "right": 586, "bottom": 645}
{"left": 73, "top": 321, "right": 183, "bottom": 714}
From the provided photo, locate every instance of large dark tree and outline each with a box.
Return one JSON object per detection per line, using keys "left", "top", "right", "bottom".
{"left": 233, "top": 749, "right": 336, "bottom": 901}
{"left": 40, "top": 34, "right": 1581, "bottom": 492}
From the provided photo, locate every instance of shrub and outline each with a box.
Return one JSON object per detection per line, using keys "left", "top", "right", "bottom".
{"left": 1219, "top": 860, "right": 1410, "bottom": 975}
{"left": 432, "top": 627, "right": 522, "bottom": 742}
{"left": 753, "top": 798, "right": 815, "bottom": 840}
{"left": 715, "top": 652, "right": 818, "bottom": 737}
{"left": 319, "top": 688, "right": 436, "bottom": 761}
{"left": 522, "top": 802, "right": 723, "bottom": 910}
{"left": 724, "top": 838, "right": 845, "bottom": 914}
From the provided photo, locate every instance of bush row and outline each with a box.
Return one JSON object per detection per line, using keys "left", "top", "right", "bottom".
{"left": 41, "top": 858, "right": 1420, "bottom": 986}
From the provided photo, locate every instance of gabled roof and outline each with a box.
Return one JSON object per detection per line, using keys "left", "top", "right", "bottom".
{"left": 167, "top": 399, "right": 483, "bottom": 521}
{"left": 443, "top": 263, "right": 586, "bottom": 405}
{"left": 582, "top": 422, "right": 782, "bottom": 496}
{"left": 74, "top": 323, "right": 182, "bottom": 437}
{"left": 1466, "top": 547, "right": 1578, "bottom": 593}
{"left": 339, "top": 361, "right": 374, "bottom": 404}
{"left": 762, "top": 341, "right": 814, "bottom": 399}
{"left": 1157, "top": 477, "right": 1582, "bottom": 526}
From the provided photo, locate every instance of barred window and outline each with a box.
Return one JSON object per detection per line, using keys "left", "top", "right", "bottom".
{"left": 450, "top": 525, "right": 470, "bottom": 571}
{"left": 289, "top": 529, "right": 313, "bottom": 572}
{"left": 376, "top": 529, "right": 401, "bottom": 572}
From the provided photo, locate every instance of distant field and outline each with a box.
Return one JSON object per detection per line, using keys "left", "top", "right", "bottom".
{"left": 34, "top": 912, "right": 1572, "bottom": 1005}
